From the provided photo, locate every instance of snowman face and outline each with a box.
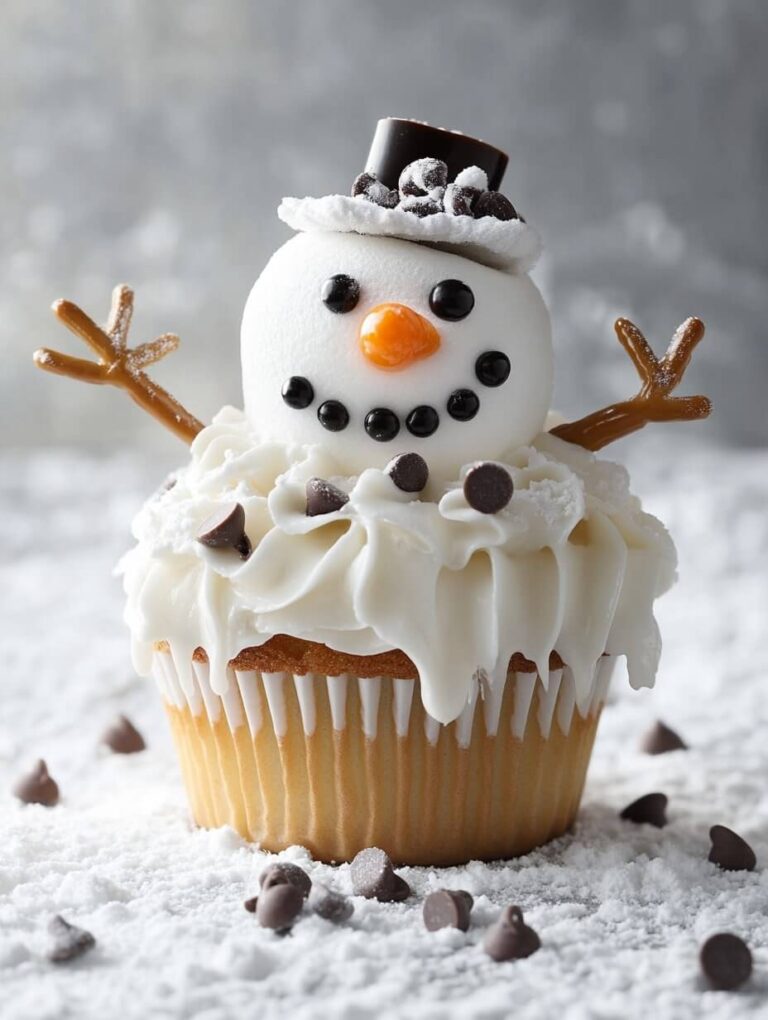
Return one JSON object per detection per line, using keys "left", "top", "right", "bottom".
{"left": 241, "top": 231, "right": 552, "bottom": 480}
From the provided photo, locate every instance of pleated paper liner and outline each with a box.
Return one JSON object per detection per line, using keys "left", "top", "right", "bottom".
{"left": 154, "top": 650, "right": 614, "bottom": 866}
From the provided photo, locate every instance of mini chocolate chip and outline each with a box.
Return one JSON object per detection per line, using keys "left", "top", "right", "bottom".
{"left": 484, "top": 906, "right": 540, "bottom": 962}
{"left": 386, "top": 452, "right": 429, "bottom": 493}
{"left": 443, "top": 183, "right": 480, "bottom": 217}
{"left": 306, "top": 478, "right": 349, "bottom": 518}
{"left": 317, "top": 399, "right": 350, "bottom": 432}
{"left": 447, "top": 389, "right": 479, "bottom": 422}
{"left": 243, "top": 896, "right": 258, "bottom": 913}
{"left": 350, "top": 847, "right": 410, "bottom": 902}
{"left": 700, "top": 933, "right": 753, "bottom": 990}
{"left": 640, "top": 720, "right": 688, "bottom": 755}
{"left": 47, "top": 915, "right": 96, "bottom": 963}
{"left": 430, "top": 280, "right": 475, "bottom": 322}
{"left": 365, "top": 408, "right": 400, "bottom": 442}
{"left": 406, "top": 405, "right": 440, "bottom": 438}
{"left": 708, "top": 825, "right": 756, "bottom": 872}
{"left": 620, "top": 792, "right": 668, "bottom": 828}
{"left": 196, "top": 502, "right": 251, "bottom": 560}
{"left": 13, "top": 759, "right": 59, "bottom": 807}
{"left": 398, "top": 158, "right": 448, "bottom": 198}
{"left": 321, "top": 274, "right": 360, "bottom": 314}
{"left": 423, "top": 889, "right": 473, "bottom": 932}
{"left": 463, "top": 462, "right": 514, "bottom": 514}
{"left": 256, "top": 882, "right": 304, "bottom": 932}
{"left": 259, "top": 861, "right": 312, "bottom": 899}
{"left": 352, "top": 172, "right": 398, "bottom": 208}
{"left": 101, "top": 714, "right": 146, "bottom": 754}
{"left": 400, "top": 195, "right": 443, "bottom": 217}
{"left": 474, "top": 191, "right": 518, "bottom": 221}
{"left": 282, "top": 376, "right": 315, "bottom": 410}
{"left": 475, "top": 351, "right": 511, "bottom": 388}
{"left": 308, "top": 882, "right": 354, "bottom": 923}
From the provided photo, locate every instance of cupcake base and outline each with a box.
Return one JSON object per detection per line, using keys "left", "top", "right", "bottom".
{"left": 156, "top": 650, "right": 611, "bottom": 865}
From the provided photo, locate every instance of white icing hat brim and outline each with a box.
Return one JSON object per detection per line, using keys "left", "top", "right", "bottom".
{"left": 278, "top": 195, "right": 542, "bottom": 274}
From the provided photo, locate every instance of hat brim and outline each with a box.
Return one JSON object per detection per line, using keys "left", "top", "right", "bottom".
{"left": 278, "top": 195, "right": 541, "bottom": 274}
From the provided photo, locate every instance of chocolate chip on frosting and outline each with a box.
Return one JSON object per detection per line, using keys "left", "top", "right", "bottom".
{"left": 463, "top": 462, "right": 514, "bottom": 514}
{"left": 386, "top": 452, "right": 429, "bottom": 493}
{"left": 443, "top": 182, "right": 481, "bottom": 217}
{"left": 474, "top": 190, "right": 518, "bottom": 221}
{"left": 306, "top": 478, "right": 349, "bottom": 517}
{"left": 423, "top": 889, "right": 473, "bottom": 932}
{"left": 13, "top": 759, "right": 59, "bottom": 807}
{"left": 708, "top": 825, "right": 756, "bottom": 872}
{"left": 352, "top": 171, "right": 398, "bottom": 209}
{"left": 640, "top": 720, "right": 687, "bottom": 755}
{"left": 196, "top": 502, "right": 252, "bottom": 560}
{"left": 101, "top": 714, "right": 146, "bottom": 754}
{"left": 350, "top": 847, "right": 411, "bottom": 902}
{"left": 700, "top": 933, "right": 753, "bottom": 991}
{"left": 255, "top": 882, "right": 304, "bottom": 932}
{"left": 620, "top": 792, "right": 668, "bottom": 828}
{"left": 308, "top": 882, "right": 354, "bottom": 923}
{"left": 484, "top": 906, "right": 541, "bottom": 962}
{"left": 47, "top": 915, "right": 96, "bottom": 963}
{"left": 259, "top": 861, "right": 312, "bottom": 899}
{"left": 398, "top": 157, "right": 448, "bottom": 199}
{"left": 243, "top": 896, "right": 258, "bottom": 913}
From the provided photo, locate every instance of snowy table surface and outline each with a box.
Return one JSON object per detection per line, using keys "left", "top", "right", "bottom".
{"left": 1, "top": 440, "right": 767, "bottom": 1020}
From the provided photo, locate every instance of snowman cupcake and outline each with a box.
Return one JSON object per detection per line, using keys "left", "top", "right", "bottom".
{"left": 35, "top": 118, "right": 711, "bottom": 865}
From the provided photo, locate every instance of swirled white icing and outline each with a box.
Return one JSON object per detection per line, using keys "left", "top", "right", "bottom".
{"left": 120, "top": 406, "right": 676, "bottom": 724}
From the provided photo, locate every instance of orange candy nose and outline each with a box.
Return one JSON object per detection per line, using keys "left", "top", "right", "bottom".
{"left": 359, "top": 303, "right": 441, "bottom": 370}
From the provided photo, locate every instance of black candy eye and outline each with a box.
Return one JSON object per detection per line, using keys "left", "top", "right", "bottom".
{"left": 429, "top": 279, "right": 474, "bottom": 321}
{"left": 321, "top": 274, "right": 360, "bottom": 314}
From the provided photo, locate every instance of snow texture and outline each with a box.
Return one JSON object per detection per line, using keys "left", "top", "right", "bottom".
{"left": 1, "top": 439, "right": 768, "bottom": 1020}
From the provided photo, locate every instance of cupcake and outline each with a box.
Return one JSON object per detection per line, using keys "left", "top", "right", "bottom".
{"left": 35, "top": 118, "right": 710, "bottom": 865}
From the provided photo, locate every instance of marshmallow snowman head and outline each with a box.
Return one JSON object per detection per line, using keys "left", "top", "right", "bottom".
{"left": 241, "top": 229, "right": 552, "bottom": 480}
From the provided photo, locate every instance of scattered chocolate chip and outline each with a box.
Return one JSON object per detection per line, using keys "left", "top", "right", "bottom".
{"left": 484, "top": 906, "right": 541, "bottom": 962}
{"left": 620, "top": 792, "right": 668, "bottom": 828}
{"left": 256, "top": 882, "right": 304, "bottom": 932}
{"left": 443, "top": 182, "right": 480, "bottom": 217}
{"left": 700, "top": 932, "right": 752, "bottom": 991}
{"left": 243, "top": 896, "right": 258, "bottom": 913}
{"left": 196, "top": 502, "right": 251, "bottom": 560}
{"left": 308, "top": 883, "right": 354, "bottom": 923}
{"left": 386, "top": 452, "right": 429, "bottom": 493}
{"left": 423, "top": 889, "right": 473, "bottom": 932}
{"left": 351, "top": 171, "right": 398, "bottom": 208}
{"left": 640, "top": 720, "right": 688, "bottom": 755}
{"left": 474, "top": 191, "right": 518, "bottom": 221}
{"left": 47, "top": 915, "right": 96, "bottom": 963}
{"left": 259, "top": 861, "right": 312, "bottom": 899}
{"left": 708, "top": 825, "right": 756, "bottom": 872}
{"left": 306, "top": 478, "right": 349, "bottom": 518}
{"left": 398, "top": 157, "right": 448, "bottom": 198}
{"left": 13, "top": 759, "right": 59, "bottom": 807}
{"left": 350, "top": 847, "right": 411, "bottom": 902}
{"left": 101, "top": 714, "right": 146, "bottom": 754}
{"left": 463, "top": 462, "right": 514, "bottom": 514}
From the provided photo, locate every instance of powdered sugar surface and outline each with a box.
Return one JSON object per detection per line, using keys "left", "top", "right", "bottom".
{"left": 1, "top": 442, "right": 767, "bottom": 1020}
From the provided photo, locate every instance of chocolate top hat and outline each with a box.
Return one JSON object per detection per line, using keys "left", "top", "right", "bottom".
{"left": 278, "top": 118, "right": 540, "bottom": 274}
{"left": 365, "top": 118, "right": 509, "bottom": 191}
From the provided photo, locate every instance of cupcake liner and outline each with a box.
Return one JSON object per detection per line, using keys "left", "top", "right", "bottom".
{"left": 154, "top": 651, "right": 614, "bottom": 865}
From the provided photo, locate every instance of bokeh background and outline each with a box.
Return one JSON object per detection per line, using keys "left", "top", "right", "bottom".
{"left": 2, "top": 0, "right": 766, "bottom": 457}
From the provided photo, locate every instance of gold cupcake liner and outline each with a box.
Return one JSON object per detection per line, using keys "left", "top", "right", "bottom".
{"left": 157, "top": 655, "right": 608, "bottom": 866}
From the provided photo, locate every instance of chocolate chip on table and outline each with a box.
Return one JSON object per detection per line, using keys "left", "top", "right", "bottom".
{"left": 196, "top": 502, "right": 251, "bottom": 559}
{"left": 13, "top": 759, "right": 59, "bottom": 807}
{"left": 620, "top": 792, "right": 668, "bottom": 828}
{"left": 350, "top": 847, "right": 411, "bottom": 902}
{"left": 308, "top": 883, "right": 354, "bottom": 923}
{"left": 101, "top": 715, "right": 146, "bottom": 754}
{"left": 256, "top": 883, "right": 304, "bottom": 932}
{"left": 484, "top": 906, "right": 541, "bottom": 962}
{"left": 305, "top": 478, "right": 349, "bottom": 518}
{"left": 708, "top": 825, "right": 756, "bottom": 872}
{"left": 47, "top": 915, "right": 96, "bottom": 963}
{"left": 700, "top": 933, "right": 753, "bottom": 991}
{"left": 463, "top": 462, "right": 514, "bottom": 514}
{"left": 386, "top": 452, "right": 429, "bottom": 494}
{"left": 259, "top": 862, "right": 312, "bottom": 899}
{"left": 423, "top": 889, "right": 473, "bottom": 932}
{"left": 640, "top": 720, "right": 687, "bottom": 755}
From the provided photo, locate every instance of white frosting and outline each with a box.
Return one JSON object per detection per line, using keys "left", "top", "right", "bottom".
{"left": 121, "top": 407, "right": 676, "bottom": 724}
{"left": 278, "top": 195, "right": 542, "bottom": 274}
{"left": 241, "top": 232, "right": 553, "bottom": 483}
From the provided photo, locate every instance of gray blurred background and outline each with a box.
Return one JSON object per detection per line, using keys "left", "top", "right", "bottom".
{"left": 2, "top": 0, "right": 766, "bottom": 458}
